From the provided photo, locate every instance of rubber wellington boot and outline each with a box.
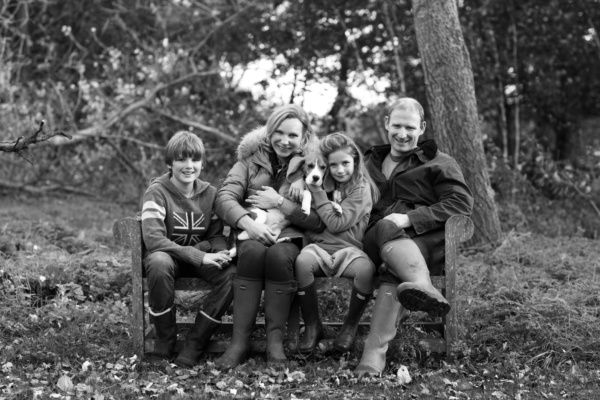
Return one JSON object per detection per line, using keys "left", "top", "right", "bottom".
{"left": 148, "top": 306, "right": 177, "bottom": 361}
{"left": 354, "top": 284, "right": 400, "bottom": 377}
{"left": 396, "top": 281, "right": 450, "bottom": 318}
{"left": 215, "top": 276, "right": 263, "bottom": 370}
{"left": 264, "top": 279, "right": 296, "bottom": 367}
{"left": 333, "top": 286, "right": 372, "bottom": 352}
{"left": 297, "top": 283, "right": 322, "bottom": 353}
{"left": 174, "top": 312, "right": 220, "bottom": 368}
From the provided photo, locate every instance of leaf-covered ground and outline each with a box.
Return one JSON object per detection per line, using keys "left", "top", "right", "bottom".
{"left": 1, "top": 193, "right": 600, "bottom": 399}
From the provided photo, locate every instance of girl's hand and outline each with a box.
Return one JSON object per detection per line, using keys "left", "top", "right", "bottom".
{"left": 248, "top": 186, "right": 280, "bottom": 209}
{"left": 241, "top": 218, "right": 277, "bottom": 245}
{"left": 384, "top": 213, "right": 412, "bottom": 229}
{"left": 288, "top": 180, "right": 305, "bottom": 202}
{"left": 202, "top": 252, "right": 232, "bottom": 268}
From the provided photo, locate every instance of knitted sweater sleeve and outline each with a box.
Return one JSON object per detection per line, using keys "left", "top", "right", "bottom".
{"left": 312, "top": 183, "right": 373, "bottom": 233}
{"left": 141, "top": 189, "right": 206, "bottom": 267}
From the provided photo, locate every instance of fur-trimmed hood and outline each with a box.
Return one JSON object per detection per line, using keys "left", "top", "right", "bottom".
{"left": 236, "top": 126, "right": 269, "bottom": 161}
{"left": 235, "top": 125, "right": 319, "bottom": 161}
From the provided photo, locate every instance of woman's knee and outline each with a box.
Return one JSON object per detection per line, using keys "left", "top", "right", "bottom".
{"left": 236, "top": 240, "right": 267, "bottom": 279}
{"left": 264, "top": 243, "right": 299, "bottom": 281}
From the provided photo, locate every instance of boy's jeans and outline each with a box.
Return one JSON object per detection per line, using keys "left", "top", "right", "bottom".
{"left": 144, "top": 251, "right": 235, "bottom": 317}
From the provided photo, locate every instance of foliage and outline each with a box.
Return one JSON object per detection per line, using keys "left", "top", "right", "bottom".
{"left": 2, "top": 193, "right": 600, "bottom": 399}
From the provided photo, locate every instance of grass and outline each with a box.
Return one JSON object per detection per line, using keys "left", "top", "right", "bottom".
{"left": 1, "top": 192, "right": 600, "bottom": 399}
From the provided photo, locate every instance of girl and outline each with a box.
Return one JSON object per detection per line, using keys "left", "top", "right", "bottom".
{"left": 295, "top": 132, "right": 380, "bottom": 353}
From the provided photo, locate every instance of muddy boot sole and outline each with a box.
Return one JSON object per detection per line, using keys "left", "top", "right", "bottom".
{"left": 396, "top": 283, "right": 450, "bottom": 318}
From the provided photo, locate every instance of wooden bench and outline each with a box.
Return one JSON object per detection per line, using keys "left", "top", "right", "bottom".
{"left": 113, "top": 214, "right": 473, "bottom": 359}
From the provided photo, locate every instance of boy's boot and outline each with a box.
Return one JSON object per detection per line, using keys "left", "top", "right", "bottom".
{"left": 215, "top": 276, "right": 263, "bottom": 370}
{"left": 174, "top": 271, "right": 234, "bottom": 368}
{"left": 263, "top": 279, "right": 296, "bottom": 367}
{"left": 173, "top": 312, "right": 220, "bottom": 368}
{"left": 148, "top": 306, "right": 177, "bottom": 361}
{"left": 354, "top": 284, "right": 400, "bottom": 377}
{"left": 297, "top": 282, "right": 322, "bottom": 353}
{"left": 333, "top": 286, "right": 372, "bottom": 352}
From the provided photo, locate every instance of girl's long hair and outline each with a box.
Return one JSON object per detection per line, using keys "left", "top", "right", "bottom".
{"left": 319, "top": 132, "right": 379, "bottom": 204}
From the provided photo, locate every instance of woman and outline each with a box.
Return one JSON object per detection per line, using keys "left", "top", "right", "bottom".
{"left": 215, "top": 104, "right": 323, "bottom": 369}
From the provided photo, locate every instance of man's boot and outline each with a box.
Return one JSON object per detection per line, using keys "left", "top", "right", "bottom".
{"left": 263, "top": 279, "right": 296, "bottom": 367}
{"left": 333, "top": 286, "right": 372, "bottom": 352}
{"left": 215, "top": 276, "right": 263, "bottom": 370}
{"left": 354, "top": 284, "right": 400, "bottom": 377}
{"left": 297, "top": 283, "right": 322, "bottom": 353}
{"left": 148, "top": 305, "right": 177, "bottom": 361}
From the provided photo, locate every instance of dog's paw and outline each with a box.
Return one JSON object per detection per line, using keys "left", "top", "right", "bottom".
{"left": 237, "top": 231, "right": 250, "bottom": 241}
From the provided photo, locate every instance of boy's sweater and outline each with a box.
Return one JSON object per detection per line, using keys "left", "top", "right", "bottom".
{"left": 142, "top": 173, "right": 227, "bottom": 266}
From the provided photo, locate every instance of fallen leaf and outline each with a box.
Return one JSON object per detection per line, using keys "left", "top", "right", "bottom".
{"left": 57, "top": 375, "right": 74, "bottom": 393}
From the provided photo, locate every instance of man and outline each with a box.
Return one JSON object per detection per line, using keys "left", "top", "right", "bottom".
{"left": 355, "top": 97, "right": 473, "bottom": 376}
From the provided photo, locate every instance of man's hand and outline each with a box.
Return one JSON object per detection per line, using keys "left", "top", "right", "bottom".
{"left": 202, "top": 251, "right": 233, "bottom": 268}
{"left": 288, "top": 180, "right": 305, "bottom": 202}
{"left": 384, "top": 213, "right": 412, "bottom": 229}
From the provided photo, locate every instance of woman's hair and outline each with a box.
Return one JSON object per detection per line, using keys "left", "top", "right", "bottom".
{"left": 319, "top": 132, "right": 379, "bottom": 204}
{"left": 262, "top": 104, "right": 314, "bottom": 155}
{"left": 165, "top": 130, "right": 205, "bottom": 166}
{"left": 388, "top": 97, "right": 425, "bottom": 124}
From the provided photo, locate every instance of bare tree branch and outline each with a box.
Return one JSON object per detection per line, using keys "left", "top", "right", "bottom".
{"left": 48, "top": 70, "right": 220, "bottom": 146}
{"left": 152, "top": 108, "right": 238, "bottom": 144}
{"left": 0, "top": 178, "right": 98, "bottom": 197}
{"left": 0, "top": 121, "right": 72, "bottom": 156}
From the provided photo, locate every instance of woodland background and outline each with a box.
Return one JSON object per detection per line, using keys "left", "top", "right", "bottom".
{"left": 1, "top": 0, "right": 600, "bottom": 399}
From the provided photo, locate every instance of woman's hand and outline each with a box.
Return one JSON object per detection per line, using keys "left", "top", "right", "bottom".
{"left": 247, "top": 186, "right": 280, "bottom": 209}
{"left": 287, "top": 180, "right": 305, "bottom": 202}
{"left": 202, "top": 251, "right": 233, "bottom": 268}
{"left": 384, "top": 213, "right": 412, "bottom": 229}
{"left": 237, "top": 215, "right": 277, "bottom": 245}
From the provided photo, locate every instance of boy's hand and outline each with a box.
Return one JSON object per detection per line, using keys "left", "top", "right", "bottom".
{"left": 288, "top": 180, "right": 305, "bottom": 202}
{"left": 203, "top": 252, "right": 232, "bottom": 268}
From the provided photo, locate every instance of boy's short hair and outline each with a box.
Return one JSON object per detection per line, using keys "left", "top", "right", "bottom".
{"left": 165, "top": 131, "right": 205, "bottom": 165}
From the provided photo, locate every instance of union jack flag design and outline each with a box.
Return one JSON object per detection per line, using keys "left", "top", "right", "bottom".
{"left": 172, "top": 211, "right": 206, "bottom": 246}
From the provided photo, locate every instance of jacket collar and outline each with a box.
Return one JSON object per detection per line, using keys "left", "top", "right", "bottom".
{"left": 366, "top": 139, "right": 438, "bottom": 165}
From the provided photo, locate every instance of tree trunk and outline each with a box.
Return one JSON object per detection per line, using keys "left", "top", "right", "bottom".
{"left": 412, "top": 0, "right": 502, "bottom": 245}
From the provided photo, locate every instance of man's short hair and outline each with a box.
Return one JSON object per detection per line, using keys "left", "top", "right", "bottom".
{"left": 165, "top": 131, "right": 205, "bottom": 165}
{"left": 388, "top": 97, "right": 425, "bottom": 123}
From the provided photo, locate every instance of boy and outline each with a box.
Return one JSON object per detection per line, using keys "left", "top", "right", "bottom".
{"left": 141, "top": 130, "right": 234, "bottom": 367}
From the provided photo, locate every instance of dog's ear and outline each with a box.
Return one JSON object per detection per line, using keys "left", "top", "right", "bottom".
{"left": 323, "top": 170, "right": 336, "bottom": 192}
{"left": 287, "top": 156, "right": 305, "bottom": 183}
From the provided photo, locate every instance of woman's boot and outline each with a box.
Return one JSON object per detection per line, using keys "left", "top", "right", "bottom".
{"left": 354, "top": 284, "right": 400, "bottom": 377}
{"left": 297, "top": 283, "right": 322, "bottom": 353}
{"left": 333, "top": 286, "right": 372, "bottom": 352}
{"left": 215, "top": 276, "right": 263, "bottom": 369}
{"left": 263, "top": 279, "right": 296, "bottom": 367}
{"left": 148, "top": 306, "right": 177, "bottom": 361}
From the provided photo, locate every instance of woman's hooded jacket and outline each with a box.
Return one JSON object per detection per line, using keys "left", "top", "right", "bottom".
{"left": 215, "top": 126, "right": 323, "bottom": 244}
